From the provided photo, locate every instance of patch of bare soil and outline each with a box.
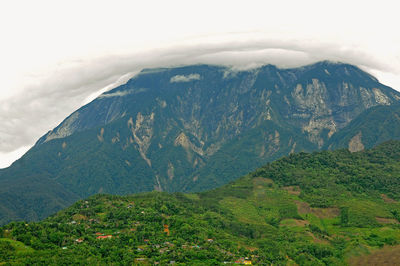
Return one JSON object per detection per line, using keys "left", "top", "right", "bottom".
{"left": 349, "top": 245, "right": 400, "bottom": 266}
{"left": 376, "top": 217, "right": 400, "bottom": 224}
{"left": 281, "top": 219, "right": 309, "bottom": 227}
{"left": 293, "top": 219, "right": 309, "bottom": 227}
{"left": 295, "top": 201, "right": 339, "bottom": 219}
{"left": 283, "top": 186, "right": 301, "bottom": 195}
{"left": 296, "top": 200, "right": 312, "bottom": 213}
{"left": 381, "top": 194, "right": 397, "bottom": 203}
{"left": 307, "top": 232, "right": 329, "bottom": 244}
{"left": 72, "top": 214, "right": 87, "bottom": 221}
{"left": 253, "top": 177, "right": 274, "bottom": 185}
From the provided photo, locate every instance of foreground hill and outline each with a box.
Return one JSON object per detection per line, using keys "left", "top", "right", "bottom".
{"left": 2, "top": 141, "right": 400, "bottom": 265}
{"left": 327, "top": 103, "right": 400, "bottom": 151}
{"left": 1, "top": 61, "right": 400, "bottom": 224}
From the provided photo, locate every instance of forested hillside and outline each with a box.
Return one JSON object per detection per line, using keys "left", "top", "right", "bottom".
{"left": 2, "top": 141, "right": 400, "bottom": 265}
{"left": 327, "top": 103, "right": 400, "bottom": 151}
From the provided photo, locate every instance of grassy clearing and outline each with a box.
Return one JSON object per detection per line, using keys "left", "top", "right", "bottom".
{"left": 0, "top": 238, "right": 34, "bottom": 255}
{"left": 349, "top": 244, "right": 400, "bottom": 266}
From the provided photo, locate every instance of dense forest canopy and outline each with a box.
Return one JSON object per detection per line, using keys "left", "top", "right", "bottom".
{"left": 1, "top": 141, "right": 400, "bottom": 265}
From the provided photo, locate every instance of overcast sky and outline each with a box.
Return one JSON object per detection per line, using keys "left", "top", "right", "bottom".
{"left": 1, "top": 0, "right": 400, "bottom": 168}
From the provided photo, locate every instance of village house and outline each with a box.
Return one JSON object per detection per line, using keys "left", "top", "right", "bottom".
{"left": 164, "top": 241, "right": 174, "bottom": 247}
{"left": 159, "top": 247, "right": 169, "bottom": 254}
{"left": 163, "top": 224, "right": 170, "bottom": 235}
{"left": 96, "top": 235, "right": 112, "bottom": 239}
{"left": 234, "top": 257, "right": 252, "bottom": 264}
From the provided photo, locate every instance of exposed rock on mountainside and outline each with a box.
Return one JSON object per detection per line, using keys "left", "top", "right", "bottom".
{"left": 327, "top": 103, "right": 400, "bottom": 151}
{"left": 348, "top": 132, "right": 364, "bottom": 152}
{"left": 1, "top": 61, "right": 399, "bottom": 224}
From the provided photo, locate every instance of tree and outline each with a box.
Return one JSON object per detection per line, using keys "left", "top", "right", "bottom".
{"left": 340, "top": 207, "right": 349, "bottom": 226}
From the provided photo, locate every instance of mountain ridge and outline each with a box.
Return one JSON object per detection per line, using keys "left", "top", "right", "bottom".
{"left": 35, "top": 61, "right": 397, "bottom": 146}
{"left": 1, "top": 61, "right": 400, "bottom": 224}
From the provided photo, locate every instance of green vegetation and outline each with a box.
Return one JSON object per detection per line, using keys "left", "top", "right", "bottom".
{"left": 2, "top": 62, "right": 400, "bottom": 225}
{"left": 327, "top": 103, "right": 400, "bottom": 151}
{"left": 2, "top": 141, "right": 400, "bottom": 265}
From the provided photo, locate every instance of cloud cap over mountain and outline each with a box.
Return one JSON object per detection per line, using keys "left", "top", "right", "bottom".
{"left": 0, "top": 0, "right": 400, "bottom": 167}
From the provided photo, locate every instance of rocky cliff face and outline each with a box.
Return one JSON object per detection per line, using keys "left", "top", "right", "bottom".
{"left": 1, "top": 61, "right": 399, "bottom": 224}
{"left": 38, "top": 62, "right": 398, "bottom": 149}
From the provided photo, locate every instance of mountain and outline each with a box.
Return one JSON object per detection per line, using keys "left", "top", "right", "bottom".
{"left": 326, "top": 103, "right": 400, "bottom": 152}
{"left": 1, "top": 61, "right": 400, "bottom": 224}
{"left": 2, "top": 141, "right": 400, "bottom": 265}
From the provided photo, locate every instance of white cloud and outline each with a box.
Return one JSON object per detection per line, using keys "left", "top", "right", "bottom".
{"left": 0, "top": 36, "right": 399, "bottom": 164}
{"left": 84, "top": 72, "right": 137, "bottom": 104}
{"left": 0, "top": 0, "right": 400, "bottom": 167}
{"left": 98, "top": 90, "right": 134, "bottom": 98}
{"left": 170, "top": 74, "right": 201, "bottom": 83}
{"left": 0, "top": 146, "right": 30, "bottom": 168}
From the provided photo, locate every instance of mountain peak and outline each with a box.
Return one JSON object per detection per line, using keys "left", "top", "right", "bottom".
{"left": 35, "top": 61, "right": 395, "bottom": 147}
{"left": 2, "top": 60, "right": 399, "bottom": 224}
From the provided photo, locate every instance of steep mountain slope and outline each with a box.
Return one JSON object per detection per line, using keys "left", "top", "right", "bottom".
{"left": 2, "top": 141, "right": 400, "bottom": 265}
{"left": 327, "top": 104, "right": 400, "bottom": 152}
{"left": 1, "top": 61, "right": 399, "bottom": 224}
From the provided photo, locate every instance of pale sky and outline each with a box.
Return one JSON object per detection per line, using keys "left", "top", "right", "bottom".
{"left": 1, "top": 0, "right": 400, "bottom": 168}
